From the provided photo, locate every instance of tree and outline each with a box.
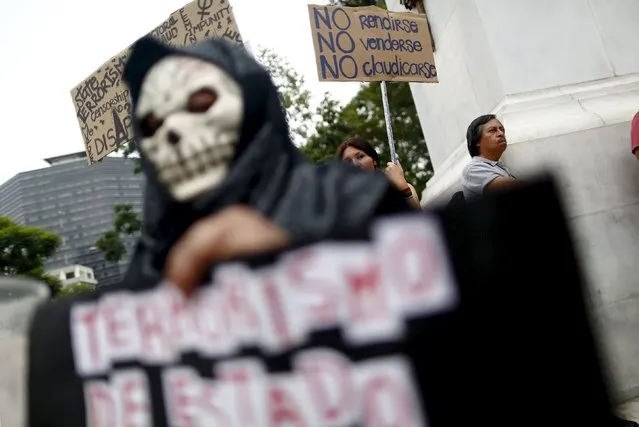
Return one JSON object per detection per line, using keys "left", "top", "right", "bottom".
{"left": 398, "top": 0, "right": 424, "bottom": 12}
{"left": 256, "top": 47, "right": 314, "bottom": 144}
{"left": 112, "top": 203, "right": 142, "bottom": 235}
{"left": 0, "top": 216, "right": 62, "bottom": 296}
{"left": 95, "top": 230, "right": 126, "bottom": 263}
{"left": 330, "top": 0, "right": 425, "bottom": 10}
{"left": 346, "top": 81, "right": 432, "bottom": 194}
{"left": 57, "top": 282, "right": 96, "bottom": 298}
{"left": 334, "top": 0, "right": 423, "bottom": 11}
{"left": 94, "top": 204, "right": 141, "bottom": 263}
{"left": 301, "top": 81, "right": 432, "bottom": 195}
{"left": 299, "top": 92, "right": 351, "bottom": 164}
{"left": 330, "top": 0, "right": 384, "bottom": 6}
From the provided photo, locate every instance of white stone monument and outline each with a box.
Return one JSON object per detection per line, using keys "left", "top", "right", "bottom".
{"left": 0, "top": 279, "right": 50, "bottom": 427}
{"left": 386, "top": 0, "right": 639, "bottom": 404}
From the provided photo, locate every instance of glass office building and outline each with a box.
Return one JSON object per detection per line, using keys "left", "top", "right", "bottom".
{"left": 0, "top": 152, "right": 145, "bottom": 287}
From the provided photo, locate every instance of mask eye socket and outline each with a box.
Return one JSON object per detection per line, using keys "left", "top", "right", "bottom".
{"left": 139, "top": 113, "right": 164, "bottom": 138}
{"left": 187, "top": 88, "right": 218, "bottom": 113}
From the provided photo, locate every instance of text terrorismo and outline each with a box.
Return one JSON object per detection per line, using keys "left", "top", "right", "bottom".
{"left": 72, "top": 216, "right": 457, "bottom": 426}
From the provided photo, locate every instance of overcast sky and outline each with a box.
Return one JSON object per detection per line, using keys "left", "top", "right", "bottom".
{"left": 0, "top": 0, "right": 361, "bottom": 184}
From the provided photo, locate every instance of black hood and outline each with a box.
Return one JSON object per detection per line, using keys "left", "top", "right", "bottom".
{"left": 122, "top": 36, "right": 405, "bottom": 287}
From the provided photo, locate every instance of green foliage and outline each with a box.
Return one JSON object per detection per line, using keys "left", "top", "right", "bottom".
{"left": 95, "top": 230, "right": 126, "bottom": 263}
{"left": 301, "top": 81, "right": 432, "bottom": 195}
{"left": 330, "top": 0, "right": 423, "bottom": 11}
{"left": 0, "top": 216, "right": 62, "bottom": 296}
{"left": 330, "top": 0, "right": 385, "bottom": 7}
{"left": 399, "top": 0, "right": 423, "bottom": 11}
{"left": 94, "top": 204, "right": 142, "bottom": 263}
{"left": 0, "top": 217, "right": 60, "bottom": 274}
{"left": 114, "top": 204, "right": 142, "bottom": 235}
{"left": 31, "top": 268, "right": 63, "bottom": 297}
{"left": 256, "top": 47, "right": 314, "bottom": 143}
{"left": 118, "top": 141, "right": 142, "bottom": 174}
{"left": 57, "top": 282, "right": 96, "bottom": 298}
{"left": 299, "top": 93, "right": 349, "bottom": 164}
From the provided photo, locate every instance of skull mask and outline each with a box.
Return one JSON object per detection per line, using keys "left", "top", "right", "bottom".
{"left": 135, "top": 55, "right": 244, "bottom": 202}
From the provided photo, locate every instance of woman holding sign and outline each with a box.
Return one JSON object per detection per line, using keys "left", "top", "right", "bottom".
{"left": 337, "top": 137, "right": 421, "bottom": 209}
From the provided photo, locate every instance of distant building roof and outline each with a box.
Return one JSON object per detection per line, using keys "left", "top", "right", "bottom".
{"left": 43, "top": 151, "right": 87, "bottom": 166}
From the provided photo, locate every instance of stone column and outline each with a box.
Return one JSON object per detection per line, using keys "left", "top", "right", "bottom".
{"left": 386, "top": 0, "right": 639, "bottom": 403}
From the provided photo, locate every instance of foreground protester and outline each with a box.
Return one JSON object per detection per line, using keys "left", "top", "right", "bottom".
{"left": 462, "top": 114, "right": 518, "bottom": 199}
{"left": 117, "top": 38, "right": 415, "bottom": 290}
{"left": 26, "top": 35, "right": 413, "bottom": 425}
{"left": 337, "top": 137, "right": 421, "bottom": 209}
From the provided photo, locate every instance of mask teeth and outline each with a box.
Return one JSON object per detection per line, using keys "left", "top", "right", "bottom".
{"left": 159, "top": 142, "right": 235, "bottom": 186}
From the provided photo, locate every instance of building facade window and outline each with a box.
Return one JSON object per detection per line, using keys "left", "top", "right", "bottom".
{"left": 0, "top": 155, "right": 145, "bottom": 287}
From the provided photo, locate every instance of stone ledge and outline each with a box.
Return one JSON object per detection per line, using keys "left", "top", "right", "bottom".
{"left": 421, "top": 73, "right": 639, "bottom": 206}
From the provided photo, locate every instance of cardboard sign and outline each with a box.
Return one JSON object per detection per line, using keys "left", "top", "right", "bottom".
{"left": 70, "top": 215, "right": 457, "bottom": 426}
{"left": 307, "top": 4, "right": 438, "bottom": 83}
{"left": 70, "top": 0, "right": 243, "bottom": 164}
